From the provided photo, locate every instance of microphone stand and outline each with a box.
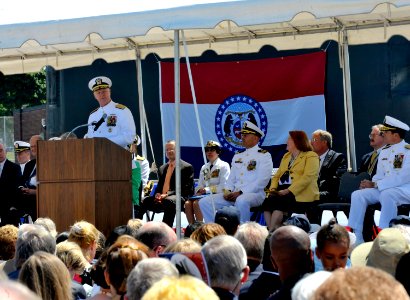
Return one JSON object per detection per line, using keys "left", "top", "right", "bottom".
{"left": 66, "top": 123, "right": 93, "bottom": 139}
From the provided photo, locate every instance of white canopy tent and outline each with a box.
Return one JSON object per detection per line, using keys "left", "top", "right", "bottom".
{"left": 2, "top": 0, "right": 410, "bottom": 235}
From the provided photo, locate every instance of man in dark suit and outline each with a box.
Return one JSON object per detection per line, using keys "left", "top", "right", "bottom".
{"left": 0, "top": 143, "right": 22, "bottom": 225}
{"left": 311, "top": 129, "right": 347, "bottom": 202}
{"left": 137, "top": 140, "right": 194, "bottom": 227}
{"left": 358, "top": 124, "right": 386, "bottom": 178}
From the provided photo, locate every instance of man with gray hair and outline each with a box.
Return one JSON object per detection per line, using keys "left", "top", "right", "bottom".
{"left": 234, "top": 222, "right": 268, "bottom": 297}
{"left": 8, "top": 224, "right": 56, "bottom": 280}
{"left": 134, "top": 221, "right": 177, "bottom": 256}
{"left": 126, "top": 257, "right": 179, "bottom": 300}
{"left": 202, "top": 235, "right": 250, "bottom": 299}
{"left": 311, "top": 129, "right": 346, "bottom": 203}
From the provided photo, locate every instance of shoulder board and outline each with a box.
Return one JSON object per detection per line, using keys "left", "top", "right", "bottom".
{"left": 236, "top": 149, "right": 245, "bottom": 154}
{"left": 115, "top": 104, "right": 127, "bottom": 110}
{"left": 405, "top": 145, "right": 410, "bottom": 150}
{"left": 258, "top": 149, "right": 268, "bottom": 153}
{"left": 89, "top": 107, "right": 98, "bottom": 115}
{"left": 382, "top": 144, "right": 391, "bottom": 150}
{"left": 136, "top": 155, "right": 145, "bottom": 161}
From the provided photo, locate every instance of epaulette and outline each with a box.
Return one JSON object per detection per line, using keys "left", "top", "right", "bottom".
{"left": 136, "top": 155, "right": 145, "bottom": 161}
{"left": 236, "top": 149, "right": 245, "bottom": 154}
{"left": 405, "top": 145, "right": 410, "bottom": 150}
{"left": 258, "top": 149, "right": 268, "bottom": 153}
{"left": 115, "top": 104, "right": 127, "bottom": 110}
{"left": 382, "top": 144, "right": 391, "bottom": 150}
{"left": 89, "top": 107, "right": 98, "bottom": 115}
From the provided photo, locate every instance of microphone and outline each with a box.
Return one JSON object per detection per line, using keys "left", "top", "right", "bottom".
{"left": 93, "top": 113, "right": 107, "bottom": 132}
{"left": 66, "top": 122, "right": 94, "bottom": 139}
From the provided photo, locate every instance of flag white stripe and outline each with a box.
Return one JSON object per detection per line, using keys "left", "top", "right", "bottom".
{"left": 162, "top": 95, "right": 326, "bottom": 147}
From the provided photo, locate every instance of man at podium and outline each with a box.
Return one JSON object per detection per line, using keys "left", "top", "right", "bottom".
{"left": 84, "top": 76, "right": 136, "bottom": 149}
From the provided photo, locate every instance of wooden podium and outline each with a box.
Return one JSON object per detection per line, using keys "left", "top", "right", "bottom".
{"left": 37, "top": 138, "right": 132, "bottom": 237}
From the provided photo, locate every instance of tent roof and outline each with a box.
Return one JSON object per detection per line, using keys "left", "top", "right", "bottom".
{"left": 1, "top": 0, "right": 410, "bottom": 74}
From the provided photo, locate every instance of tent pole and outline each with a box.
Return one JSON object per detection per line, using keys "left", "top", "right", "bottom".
{"left": 136, "top": 50, "right": 147, "bottom": 158}
{"left": 341, "top": 30, "right": 357, "bottom": 172}
{"left": 174, "top": 29, "right": 182, "bottom": 238}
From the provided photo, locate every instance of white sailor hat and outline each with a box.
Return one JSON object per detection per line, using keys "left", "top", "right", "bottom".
{"left": 14, "top": 141, "right": 30, "bottom": 153}
{"left": 88, "top": 76, "right": 112, "bottom": 92}
{"left": 133, "top": 135, "right": 141, "bottom": 146}
{"left": 205, "top": 140, "right": 221, "bottom": 148}
{"left": 381, "top": 115, "right": 409, "bottom": 132}
{"left": 240, "top": 121, "right": 264, "bottom": 138}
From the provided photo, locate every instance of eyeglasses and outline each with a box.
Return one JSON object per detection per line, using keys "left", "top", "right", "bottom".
{"left": 311, "top": 138, "right": 320, "bottom": 142}
{"left": 369, "top": 132, "right": 384, "bottom": 139}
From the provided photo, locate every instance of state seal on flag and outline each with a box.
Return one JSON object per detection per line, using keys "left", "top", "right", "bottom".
{"left": 215, "top": 95, "right": 267, "bottom": 152}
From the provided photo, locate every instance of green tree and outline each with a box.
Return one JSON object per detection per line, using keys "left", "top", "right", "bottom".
{"left": 0, "top": 70, "right": 46, "bottom": 116}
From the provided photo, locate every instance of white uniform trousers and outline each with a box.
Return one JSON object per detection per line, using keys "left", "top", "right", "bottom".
{"left": 199, "top": 192, "right": 265, "bottom": 223}
{"left": 348, "top": 187, "right": 410, "bottom": 231}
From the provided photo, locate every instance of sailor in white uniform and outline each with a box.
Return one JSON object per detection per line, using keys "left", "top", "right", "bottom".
{"left": 199, "top": 122, "right": 273, "bottom": 223}
{"left": 85, "top": 76, "right": 136, "bottom": 149}
{"left": 348, "top": 115, "right": 410, "bottom": 244}
{"left": 14, "top": 141, "right": 31, "bottom": 173}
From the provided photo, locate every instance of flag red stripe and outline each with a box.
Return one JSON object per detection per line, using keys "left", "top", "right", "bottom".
{"left": 161, "top": 52, "right": 325, "bottom": 104}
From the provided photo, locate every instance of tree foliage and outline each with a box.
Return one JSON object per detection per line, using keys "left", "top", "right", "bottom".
{"left": 0, "top": 70, "right": 46, "bottom": 116}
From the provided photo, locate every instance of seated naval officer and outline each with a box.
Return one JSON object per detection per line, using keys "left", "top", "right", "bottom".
{"left": 199, "top": 121, "right": 273, "bottom": 223}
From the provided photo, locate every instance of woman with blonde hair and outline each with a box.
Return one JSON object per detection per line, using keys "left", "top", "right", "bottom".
{"left": 19, "top": 251, "right": 72, "bottom": 300}
{"left": 190, "top": 223, "right": 226, "bottom": 245}
{"left": 68, "top": 220, "right": 100, "bottom": 262}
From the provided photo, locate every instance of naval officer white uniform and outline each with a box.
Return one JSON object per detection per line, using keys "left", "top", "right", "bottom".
{"left": 199, "top": 122, "right": 273, "bottom": 223}
{"left": 348, "top": 115, "right": 410, "bottom": 243}
{"left": 196, "top": 141, "right": 230, "bottom": 195}
{"left": 85, "top": 76, "right": 136, "bottom": 149}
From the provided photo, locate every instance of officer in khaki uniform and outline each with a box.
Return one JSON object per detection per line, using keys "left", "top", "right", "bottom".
{"left": 85, "top": 76, "right": 136, "bottom": 149}
{"left": 349, "top": 115, "right": 410, "bottom": 244}
{"left": 199, "top": 122, "right": 273, "bottom": 223}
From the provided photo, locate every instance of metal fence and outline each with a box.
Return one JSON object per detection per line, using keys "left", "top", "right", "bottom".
{"left": 0, "top": 116, "right": 14, "bottom": 152}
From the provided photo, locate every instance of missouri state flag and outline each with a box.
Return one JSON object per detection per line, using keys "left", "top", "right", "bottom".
{"left": 160, "top": 51, "right": 326, "bottom": 172}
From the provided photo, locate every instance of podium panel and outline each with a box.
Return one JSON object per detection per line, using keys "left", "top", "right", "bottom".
{"left": 37, "top": 138, "right": 132, "bottom": 236}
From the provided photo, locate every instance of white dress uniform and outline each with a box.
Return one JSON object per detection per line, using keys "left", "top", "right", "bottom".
{"left": 199, "top": 144, "right": 273, "bottom": 223}
{"left": 349, "top": 140, "right": 410, "bottom": 231}
{"left": 196, "top": 157, "right": 230, "bottom": 194}
{"left": 85, "top": 100, "right": 136, "bottom": 149}
{"left": 135, "top": 155, "right": 150, "bottom": 188}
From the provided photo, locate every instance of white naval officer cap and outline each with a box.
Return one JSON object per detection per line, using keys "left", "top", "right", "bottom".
{"left": 14, "top": 141, "right": 30, "bottom": 153}
{"left": 133, "top": 135, "right": 141, "bottom": 146}
{"left": 241, "top": 121, "right": 265, "bottom": 138}
{"left": 88, "top": 76, "right": 112, "bottom": 92}
{"left": 381, "top": 115, "right": 409, "bottom": 132}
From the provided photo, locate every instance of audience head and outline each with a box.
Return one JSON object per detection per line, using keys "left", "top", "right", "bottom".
{"left": 165, "top": 140, "right": 176, "bottom": 162}
{"left": 291, "top": 271, "right": 332, "bottom": 300}
{"left": 19, "top": 251, "right": 72, "bottom": 300}
{"left": 214, "top": 206, "right": 240, "bottom": 235}
{"left": 0, "top": 280, "right": 41, "bottom": 300}
{"left": 68, "top": 220, "right": 99, "bottom": 262}
{"left": 105, "top": 235, "right": 150, "bottom": 297}
{"left": 142, "top": 275, "right": 219, "bottom": 300}
{"left": 312, "top": 266, "right": 409, "bottom": 300}
{"left": 395, "top": 251, "right": 410, "bottom": 295}
{"left": 270, "top": 225, "right": 313, "bottom": 282}
{"left": 311, "top": 129, "right": 332, "bottom": 154}
{"left": 15, "top": 224, "right": 56, "bottom": 270}
{"left": 288, "top": 130, "right": 313, "bottom": 152}
{"left": 14, "top": 141, "right": 31, "bottom": 164}
{"left": 164, "top": 238, "right": 201, "bottom": 253}
{"left": 135, "top": 221, "right": 177, "bottom": 255}
{"left": 56, "top": 240, "right": 90, "bottom": 277}
{"left": 202, "top": 235, "right": 249, "bottom": 295}
{"left": 127, "top": 218, "right": 145, "bottom": 238}
{"left": 204, "top": 140, "right": 222, "bottom": 162}
{"left": 240, "top": 121, "right": 264, "bottom": 148}
{"left": 184, "top": 221, "right": 204, "bottom": 238}
{"left": 351, "top": 227, "right": 410, "bottom": 276}
{"left": 380, "top": 115, "right": 409, "bottom": 140}
{"left": 0, "top": 224, "right": 18, "bottom": 260}
{"left": 315, "top": 218, "right": 350, "bottom": 271}
{"left": 234, "top": 222, "right": 268, "bottom": 264}
{"left": 191, "top": 223, "right": 226, "bottom": 245}
{"left": 34, "top": 217, "right": 58, "bottom": 239}
{"left": 283, "top": 214, "right": 319, "bottom": 234}
{"left": 126, "top": 257, "right": 179, "bottom": 300}
{"left": 56, "top": 231, "right": 69, "bottom": 244}
{"left": 105, "top": 225, "right": 131, "bottom": 248}
{"left": 89, "top": 249, "right": 110, "bottom": 290}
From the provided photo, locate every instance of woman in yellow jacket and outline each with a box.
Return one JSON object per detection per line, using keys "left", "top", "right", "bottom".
{"left": 262, "top": 130, "right": 320, "bottom": 231}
